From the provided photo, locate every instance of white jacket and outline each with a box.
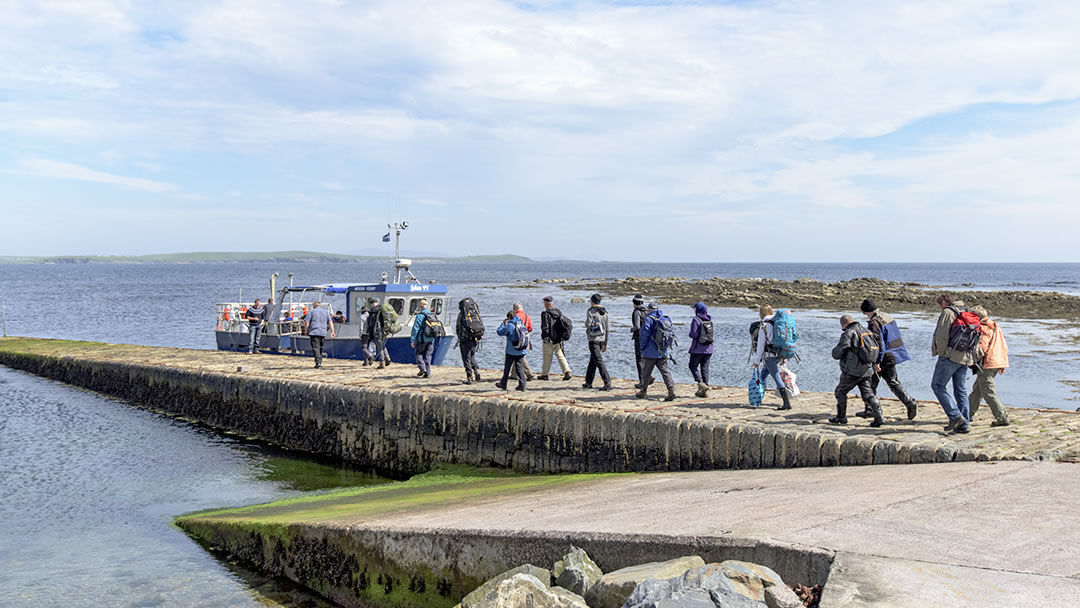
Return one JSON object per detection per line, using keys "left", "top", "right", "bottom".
{"left": 751, "top": 315, "right": 774, "bottom": 366}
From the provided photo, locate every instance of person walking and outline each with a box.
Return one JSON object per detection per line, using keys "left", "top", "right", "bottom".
{"left": 245, "top": 298, "right": 266, "bottom": 353}
{"left": 455, "top": 298, "right": 483, "bottom": 384}
{"left": 636, "top": 303, "right": 677, "bottom": 401}
{"left": 410, "top": 298, "right": 436, "bottom": 378}
{"left": 829, "top": 314, "right": 884, "bottom": 426}
{"left": 303, "top": 301, "right": 335, "bottom": 369}
{"left": 860, "top": 298, "right": 918, "bottom": 420}
{"left": 688, "top": 302, "right": 713, "bottom": 398}
{"left": 582, "top": 294, "right": 612, "bottom": 390}
{"left": 495, "top": 311, "right": 528, "bottom": 391}
{"left": 631, "top": 294, "right": 652, "bottom": 389}
{"left": 970, "top": 306, "right": 1011, "bottom": 427}
{"left": 932, "top": 294, "right": 978, "bottom": 434}
{"left": 512, "top": 302, "right": 536, "bottom": 381}
{"left": 750, "top": 304, "right": 793, "bottom": 411}
{"left": 539, "top": 296, "right": 572, "bottom": 381}
{"left": 364, "top": 298, "right": 390, "bottom": 369}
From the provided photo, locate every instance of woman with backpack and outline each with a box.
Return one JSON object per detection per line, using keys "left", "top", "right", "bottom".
{"left": 495, "top": 310, "right": 528, "bottom": 391}
{"left": 409, "top": 298, "right": 437, "bottom": 379}
{"left": 688, "top": 302, "right": 713, "bottom": 398}
{"left": 750, "top": 304, "right": 793, "bottom": 410}
{"left": 969, "top": 306, "right": 1010, "bottom": 427}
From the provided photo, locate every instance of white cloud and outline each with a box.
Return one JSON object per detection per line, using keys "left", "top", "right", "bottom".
{"left": 13, "top": 158, "right": 176, "bottom": 193}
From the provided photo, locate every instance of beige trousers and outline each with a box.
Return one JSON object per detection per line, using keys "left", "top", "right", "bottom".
{"left": 542, "top": 341, "right": 571, "bottom": 375}
{"left": 970, "top": 368, "right": 1009, "bottom": 423}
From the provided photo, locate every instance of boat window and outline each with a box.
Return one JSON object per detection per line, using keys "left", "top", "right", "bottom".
{"left": 431, "top": 298, "right": 443, "bottom": 316}
{"left": 408, "top": 299, "right": 421, "bottom": 315}
{"left": 387, "top": 298, "right": 405, "bottom": 316}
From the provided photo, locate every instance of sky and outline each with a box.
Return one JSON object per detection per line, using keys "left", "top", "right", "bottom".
{"left": 2, "top": 0, "right": 1080, "bottom": 262}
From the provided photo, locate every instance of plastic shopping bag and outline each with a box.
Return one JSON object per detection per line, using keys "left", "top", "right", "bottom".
{"left": 748, "top": 368, "right": 765, "bottom": 406}
{"left": 779, "top": 363, "right": 800, "bottom": 397}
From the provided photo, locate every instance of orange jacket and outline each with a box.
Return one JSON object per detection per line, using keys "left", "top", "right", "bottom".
{"left": 978, "top": 319, "right": 1009, "bottom": 370}
{"left": 515, "top": 310, "right": 533, "bottom": 332}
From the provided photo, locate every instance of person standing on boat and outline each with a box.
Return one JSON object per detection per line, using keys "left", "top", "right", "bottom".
{"left": 304, "top": 301, "right": 335, "bottom": 369}
{"left": 364, "top": 298, "right": 389, "bottom": 369}
{"left": 410, "top": 298, "right": 437, "bottom": 378}
{"left": 245, "top": 299, "right": 266, "bottom": 354}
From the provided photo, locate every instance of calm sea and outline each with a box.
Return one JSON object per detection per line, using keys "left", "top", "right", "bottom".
{"left": 1, "top": 261, "right": 1079, "bottom": 607}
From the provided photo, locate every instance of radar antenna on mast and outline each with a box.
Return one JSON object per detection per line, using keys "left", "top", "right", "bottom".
{"left": 388, "top": 221, "right": 418, "bottom": 284}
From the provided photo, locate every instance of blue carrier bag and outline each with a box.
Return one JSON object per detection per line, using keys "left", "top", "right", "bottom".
{"left": 748, "top": 368, "right": 765, "bottom": 407}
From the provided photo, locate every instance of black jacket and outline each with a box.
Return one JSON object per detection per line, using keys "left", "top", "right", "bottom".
{"left": 364, "top": 305, "right": 385, "bottom": 339}
{"left": 541, "top": 307, "right": 563, "bottom": 342}
{"left": 832, "top": 321, "right": 873, "bottom": 377}
{"left": 631, "top": 305, "right": 647, "bottom": 339}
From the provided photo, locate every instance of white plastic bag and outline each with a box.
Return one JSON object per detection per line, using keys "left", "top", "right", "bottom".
{"left": 778, "top": 363, "right": 800, "bottom": 397}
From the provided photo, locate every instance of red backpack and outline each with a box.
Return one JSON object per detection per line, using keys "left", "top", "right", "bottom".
{"left": 947, "top": 306, "right": 981, "bottom": 352}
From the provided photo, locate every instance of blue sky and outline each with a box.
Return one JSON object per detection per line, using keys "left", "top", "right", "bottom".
{"left": 2, "top": 0, "right": 1080, "bottom": 262}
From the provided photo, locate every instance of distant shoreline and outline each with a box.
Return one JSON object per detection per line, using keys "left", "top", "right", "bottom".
{"left": 0, "top": 252, "right": 587, "bottom": 265}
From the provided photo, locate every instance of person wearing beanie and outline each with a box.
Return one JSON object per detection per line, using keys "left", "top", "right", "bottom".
{"left": 583, "top": 293, "right": 612, "bottom": 390}
{"left": 631, "top": 294, "right": 653, "bottom": 389}
{"left": 861, "top": 297, "right": 917, "bottom": 420}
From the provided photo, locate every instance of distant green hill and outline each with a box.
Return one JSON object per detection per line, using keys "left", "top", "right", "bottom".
{"left": 0, "top": 251, "right": 540, "bottom": 264}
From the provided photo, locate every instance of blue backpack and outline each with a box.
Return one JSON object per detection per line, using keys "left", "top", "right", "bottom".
{"left": 512, "top": 321, "right": 531, "bottom": 351}
{"left": 771, "top": 309, "right": 798, "bottom": 359}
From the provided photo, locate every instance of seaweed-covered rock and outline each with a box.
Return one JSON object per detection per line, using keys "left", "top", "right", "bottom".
{"left": 462, "top": 564, "right": 553, "bottom": 607}
{"left": 553, "top": 546, "right": 603, "bottom": 596}
{"left": 584, "top": 556, "right": 705, "bottom": 608}
{"left": 468, "top": 573, "right": 588, "bottom": 608}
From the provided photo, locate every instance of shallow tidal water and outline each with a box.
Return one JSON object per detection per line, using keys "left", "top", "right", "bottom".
{"left": 0, "top": 365, "right": 390, "bottom": 608}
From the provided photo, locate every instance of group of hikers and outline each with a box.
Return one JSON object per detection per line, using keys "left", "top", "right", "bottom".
{"left": 270, "top": 289, "right": 1012, "bottom": 432}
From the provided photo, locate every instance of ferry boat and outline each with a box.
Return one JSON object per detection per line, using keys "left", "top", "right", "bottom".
{"left": 213, "top": 222, "right": 455, "bottom": 365}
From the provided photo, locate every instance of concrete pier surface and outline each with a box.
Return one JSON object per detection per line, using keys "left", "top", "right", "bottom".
{"left": 1, "top": 338, "right": 1078, "bottom": 473}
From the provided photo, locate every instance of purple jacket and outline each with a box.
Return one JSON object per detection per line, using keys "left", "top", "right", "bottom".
{"left": 688, "top": 303, "right": 713, "bottom": 355}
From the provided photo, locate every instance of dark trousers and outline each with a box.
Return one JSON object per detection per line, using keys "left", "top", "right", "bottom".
{"left": 460, "top": 339, "right": 480, "bottom": 376}
{"left": 835, "top": 372, "right": 879, "bottom": 410}
{"left": 689, "top": 352, "right": 711, "bottom": 384}
{"left": 248, "top": 324, "right": 262, "bottom": 352}
{"left": 871, "top": 355, "right": 914, "bottom": 405}
{"left": 585, "top": 341, "right": 610, "bottom": 386}
{"left": 641, "top": 357, "right": 674, "bottom": 390}
{"left": 368, "top": 334, "right": 387, "bottom": 361}
{"left": 633, "top": 336, "right": 646, "bottom": 384}
{"left": 415, "top": 341, "right": 434, "bottom": 373}
{"left": 310, "top": 335, "right": 325, "bottom": 367}
{"left": 500, "top": 353, "right": 526, "bottom": 388}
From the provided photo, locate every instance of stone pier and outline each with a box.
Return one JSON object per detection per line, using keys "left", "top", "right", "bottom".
{"left": 2, "top": 337, "right": 1078, "bottom": 476}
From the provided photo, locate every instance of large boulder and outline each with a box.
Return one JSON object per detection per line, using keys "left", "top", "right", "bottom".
{"left": 621, "top": 564, "right": 765, "bottom": 608}
{"left": 764, "top": 585, "right": 803, "bottom": 608}
{"left": 462, "top": 564, "right": 553, "bottom": 608}
{"left": 553, "top": 546, "right": 604, "bottom": 596}
{"left": 466, "top": 573, "right": 588, "bottom": 608}
{"left": 584, "top": 556, "right": 705, "bottom": 608}
{"left": 717, "top": 560, "right": 786, "bottom": 602}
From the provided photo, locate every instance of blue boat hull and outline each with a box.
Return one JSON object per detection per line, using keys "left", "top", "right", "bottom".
{"left": 215, "top": 331, "right": 455, "bottom": 365}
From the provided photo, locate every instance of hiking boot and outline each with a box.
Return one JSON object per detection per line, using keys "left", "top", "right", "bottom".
{"left": 423, "top": 371, "right": 431, "bottom": 378}
{"left": 377, "top": 361, "right": 385, "bottom": 369}
{"left": 599, "top": 383, "right": 612, "bottom": 391}
{"left": 537, "top": 374, "right": 549, "bottom": 381}
{"left": 991, "top": 419, "right": 1011, "bottom": 427}
{"left": 830, "top": 403, "right": 847, "bottom": 424}
{"left": 777, "top": 388, "right": 792, "bottom": 410}
{"left": 905, "top": 401, "right": 918, "bottom": 420}
{"left": 950, "top": 424, "right": 971, "bottom": 434}
{"left": 869, "top": 401, "right": 884, "bottom": 428}
{"left": 563, "top": 372, "right": 572, "bottom": 381}
{"left": 515, "top": 384, "right": 526, "bottom": 392}
{"left": 665, "top": 388, "right": 677, "bottom": 402}
{"left": 695, "top": 383, "right": 708, "bottom": 398}
{"left": 634, "top": 390, "right": 648, "bottom": 399}
{"left": 828, "top": 416, "right": 848, "bottom": 424}
{"left": 855, "top": 409, "right": 872, "bottom": 418}
{"left": 526, "top": 373, "right": 535, "bottom": 381}
{"left": 417, "top": 370, "right": 426, "bottom": 377}
{"left": 581, "top": 383, "right": 593, "bottom": 389}
{"left": 633, "top": 383, "right": 643, "bottom": 389}
{"left": 494, "top": 381, "right": 507, "bottom": 390}
{"left": 463, "top": 377, "right": 473, "bottom": 385}
{"left": 944, "top": 417, "right": 964, "bottom": 432}
{"left": 474, "top": 371, "right": 482, "bottom": 382}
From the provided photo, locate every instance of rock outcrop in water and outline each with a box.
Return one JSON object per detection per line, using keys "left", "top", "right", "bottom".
{"left": 538, "top": 276, "right": 1080, "bottom": 320}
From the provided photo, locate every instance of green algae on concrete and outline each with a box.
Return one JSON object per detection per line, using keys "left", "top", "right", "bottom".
{"left": 177, "top": 466, "right": 614, "bottom": 608}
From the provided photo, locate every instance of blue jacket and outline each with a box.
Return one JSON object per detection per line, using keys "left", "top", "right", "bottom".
{"left": 639, "top": 309, "right": 671, "bottom": 359}
{"left": 410, "top": 309, "right": 435, "bottom": 344}
{"left": 497, "top": 316, "right": 527, "bottom": 355}
{"left": 688, "top": 302, "right": 713, "bottom": 355}
{"left": 869, "top": 312, "right": 910, "bottom": 364}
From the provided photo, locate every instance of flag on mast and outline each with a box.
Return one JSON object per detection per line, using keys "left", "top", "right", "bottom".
{"left": 381, "top": 232, "right": 391, "bottom": 242}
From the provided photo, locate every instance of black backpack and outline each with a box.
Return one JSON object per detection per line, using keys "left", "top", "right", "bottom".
{"left": 549, "top": 309, "right": 573, "bottom": 342}
{"left": 458, "top": 298, "right": 484, "bottom": 340}
{"left": 854, "top": 324, "right": 881, "bottom": 364}
{"left": 697, "top": 319, "right": 714, "bottom": 345}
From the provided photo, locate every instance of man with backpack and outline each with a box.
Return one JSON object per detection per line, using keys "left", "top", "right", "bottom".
{"left": 688, "top": 302, "right": 713, "bottom": 398}
{"left": 512, "top": 302, "right": 536, "bottom": 382}
{"left": 583, "top": 293, "right": 612, "bottom": 391}
{"left": 861, "top": 298, "right": 918, "bottom": 420}
{"left": 410, "top": 298, "right": 441, "bottom": 379}
{"left": 749, "top": 304, "right": 794, "bottom": 411}
{"left": 364, "top": 298, "right": 393, "bottom": 369}
{"left": 631, "top": 294, "right": 652, "bottom": 389}
{"left": 455, "top": 298, "right": 484, "bottom": 384}
{"left": 636, "top": 302, "right": 677, "bottom": 401}
{"left": 539, "top": 296, "right": 573, "bottom": 381}
{"left": 495, "top": 310, "right": 529, "bottom": 391}
{"left": 932, "top": 294, "right": 979, "bottom": 434}
{"left": 829, "top": 314, "right": 884, "bottom": 427}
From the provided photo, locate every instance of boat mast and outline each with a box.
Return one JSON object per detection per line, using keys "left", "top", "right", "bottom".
{"left": 388, "top": 221, "right": 412, "bottom": 284}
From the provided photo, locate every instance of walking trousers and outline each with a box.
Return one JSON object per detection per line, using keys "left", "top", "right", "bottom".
{"left": 542, "top": 341, "right": 571, "bottom": 375}
{"left": 585, "top": 342, "right": 610, "bottom": 386}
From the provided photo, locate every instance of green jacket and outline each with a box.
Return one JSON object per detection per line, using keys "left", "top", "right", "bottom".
{"left": 932, "top": 305, "right": 978, "bottom": 365}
